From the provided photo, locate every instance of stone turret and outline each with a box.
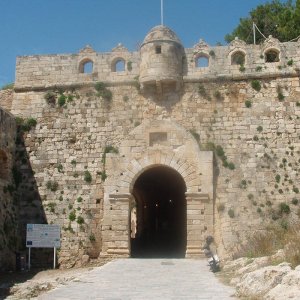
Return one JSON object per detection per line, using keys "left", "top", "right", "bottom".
{"left": 139, "top": 25, "right": 184, "bottom": 93}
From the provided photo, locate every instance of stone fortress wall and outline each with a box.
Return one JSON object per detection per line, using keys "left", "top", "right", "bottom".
{"left": 1, "top": 25, "right": 300, "bottom": 267}
{"left": 0, "top": 93, "right": 18, "bottom": 270}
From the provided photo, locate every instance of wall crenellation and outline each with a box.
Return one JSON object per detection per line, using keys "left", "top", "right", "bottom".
{"left": 15, "top": 36, "right": 300, "bottom": 91}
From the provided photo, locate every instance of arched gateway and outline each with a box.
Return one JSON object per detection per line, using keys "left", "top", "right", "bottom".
{"left": 101, "top": 120, "right": 214, "bottom": 258}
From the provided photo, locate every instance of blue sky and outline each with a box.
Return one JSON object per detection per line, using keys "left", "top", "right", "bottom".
{"left": 0, "top": 0, "right": 273, "bottom": 86}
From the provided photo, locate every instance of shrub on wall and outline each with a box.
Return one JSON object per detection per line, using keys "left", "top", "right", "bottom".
{"left": 44, "top": 91, "right": 57, "bottom": 105}
{"left": 245, "top": 100, "right": 252, "bottom": 108}
{"left": 94, "top": 82, "right": 112, "bottom": 101}
{"left": 127, "top": 61, "right": 133, "bottom": 71}
{"left": 251, "top": 80, "right": 261, "bottom": 92}
{"left": 58, "top": 94, "right": 66, "bottom": 107}
{"left": 84, "top": 170, "right": 92, "bottom": 183}
{"left": 46, "top": 180, "right": 58, "bottom": 192}
{"left": 69, "top": 211, "right": 76, "bottom": 221}
{"left": 16, "top": 117, "right": 37, "bottom": 132}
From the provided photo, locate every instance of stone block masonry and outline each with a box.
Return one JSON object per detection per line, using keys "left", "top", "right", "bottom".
{"left": 2, "top": 25, "right": 300, "bottom": 267}
{"left": 0, "top": 105, "right": 17, "bottom": 271}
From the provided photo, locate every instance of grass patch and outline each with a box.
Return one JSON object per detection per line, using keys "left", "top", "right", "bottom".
{"left": 234, "top": 222, "right": 300, "bottom": 268}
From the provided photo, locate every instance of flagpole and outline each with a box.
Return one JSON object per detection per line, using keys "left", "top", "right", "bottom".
{"left": 161, "top": 0, "right": 164, "bottom": 25}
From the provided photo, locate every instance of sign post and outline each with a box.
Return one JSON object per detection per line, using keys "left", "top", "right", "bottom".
{"left": 26, "top": 224, "right": 61, "bottom": 270}
{"left": 54, "top": 247, "right": 56, "bottom": 269}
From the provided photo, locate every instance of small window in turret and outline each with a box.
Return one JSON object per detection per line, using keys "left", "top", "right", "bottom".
{"left": 196, "top": 56, "right": 209, "bottom": 68}
{"left": 265, "top": 49, "right": 280, "bottom": 63}
{"left": 156, "top": 46, "right": 162, "bottom": 54}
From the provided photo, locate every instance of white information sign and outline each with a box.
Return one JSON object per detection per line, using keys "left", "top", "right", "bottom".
{"left": 26, "top": 224, "right": 61, "bottom": 248}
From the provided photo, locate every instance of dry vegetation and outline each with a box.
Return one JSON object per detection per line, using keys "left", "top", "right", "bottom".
{"left": 235, "top": 222, "right": 300, "bottom": 268}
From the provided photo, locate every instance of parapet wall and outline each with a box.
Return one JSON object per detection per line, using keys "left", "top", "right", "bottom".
{"left": 15, "top": 36, "right": 300, "bottom": 90}
{"left": 15, "top": 45, "right": 140, "bottom": 90}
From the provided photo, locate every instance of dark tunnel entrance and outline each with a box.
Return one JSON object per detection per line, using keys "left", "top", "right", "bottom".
{"left": 131, "top": 166, "right": 187, "bottom": 258}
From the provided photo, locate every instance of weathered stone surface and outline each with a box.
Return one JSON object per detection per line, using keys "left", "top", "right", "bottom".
{"left": 0, "top": 104, "right": 17, "bottom": 271}
{"left": 1, "top": 24, "right": 300, "bottom": 267}
{"left": 235, "top": 263, "right": 292, "bottom": 298}
{"left": 264, "top": 265, "right": 300, "bottom": 299}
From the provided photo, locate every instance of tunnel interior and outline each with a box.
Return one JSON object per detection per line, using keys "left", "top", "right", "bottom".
{"left": 131, "top": 166, "right": 187, "bottom": 258}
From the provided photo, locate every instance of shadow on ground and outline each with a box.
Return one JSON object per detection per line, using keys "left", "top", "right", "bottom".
{"left": 0, "top": 269, "right": 41, "bottom": 299}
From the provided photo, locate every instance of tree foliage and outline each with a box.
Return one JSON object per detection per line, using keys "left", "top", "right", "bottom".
{"left": 225, "top": 0, "right": 300, "bottom": 44}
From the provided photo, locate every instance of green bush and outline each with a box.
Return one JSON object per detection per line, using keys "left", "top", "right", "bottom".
{"left": 67, "top": 94, "right": 74, "bottom": 102}
{"left": 46, "top": 180, "right": 58, "bottom": 192}
{"left": 215, "top": 145, "right": 225, "bottom": 157}
{"left": 94, "top": 82, "right": 113, "bottom": 101}
{"left": 209, "top": 50, "right": 215, "bottom": 57}
{"left": 44, "top": 91, "right": 56, "bottom": 105}
{"left": 278, "top": 92, "right": 285, "bottom": 101}
{"left": 89, "top": 234, "right": 96, "bottom": 242}
{"left": 77, "top": 197, "right": 83, "bottom": 203}
{"left": 26, "top": 118, "right": 37, "bottom": 128}
{"left": 247, "top": 194, "right": 254, "bottom": 200}
{"left": 77, "top": 216, "right": 84, "bottom": 224}
{"left": 287, "top": 59, "right": 293, "bottom": 66}
{"left": 57, "top": 164, "right": 63, "bottom": 173}
{"left": 239, "top": 65, "right": 246, "bottom": 72}
{"left": 69, "top": 211, "right": 76, "bottom": 221}
{"left": 279, "top": 202, "right": 291, "bottom": 215}
{"left": 293, "top": 187, "right": 299, "bottom": 194}
{"left": 198, "top": 84, "right": 211, "bottom": 101}
{"left": 84, "top": 171, "right": 92, "bottom": 183}
{"left": 214, "top": 91, "right": 222, "bottom": 100}
{"left": 127, "top": 61, "right": 132, "bottom": 71}
{"left": 58, "top": 94, "right": 66, "bottom": 107}
{"left": 16, "top": 117, "right": 37, "bottom": 132}
{"left": 245, "top": 100, "right": 252, "bottom": 108}
{"left": 257, "top": 126, "right": 263, "bottom": 132}
{"left": 48, "top": 202, "right": 56, "bottom": 213}
{"left": 95, "top": 82, "right": 106, "bottom": 92}
{"left": 100, "top": 171, "right": 107, "bottom": 182}
{"left": 251, "top": 80, "right": 261, "bottom": 92}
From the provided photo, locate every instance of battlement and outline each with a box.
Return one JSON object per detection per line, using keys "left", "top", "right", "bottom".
{"left": 15, "top": 35, "right": 300, "bottom": 90}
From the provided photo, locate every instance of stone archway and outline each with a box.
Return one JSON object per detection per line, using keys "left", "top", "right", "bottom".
{"left": 101, "top": 120, "right": 214, "bottom": 259}
{"left": 131, "top": 165, "right": 187, "bottom": 258}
